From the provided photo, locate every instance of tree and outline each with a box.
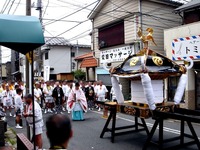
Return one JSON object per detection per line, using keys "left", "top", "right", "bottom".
{"left": 74, "top": 69, "right": 86, "bottom": 81}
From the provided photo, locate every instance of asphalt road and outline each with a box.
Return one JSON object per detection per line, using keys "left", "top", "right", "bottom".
{"left": 5, "top": 109, "right": 200, "bottom": 150}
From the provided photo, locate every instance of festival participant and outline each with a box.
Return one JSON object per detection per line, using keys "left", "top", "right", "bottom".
{"left": 95, "top": 80, "right": 108, "bottom": 111}
{"left": 85, "top": 82, "right": 95, "bottom": 110}
{"left": 2, "top": 84, "right": 13, "bottom": 116}
{"left": 46, "top": 114, "right": 72, "bottom": 149}
{"left": 18, "top": 81, "right": 26, "bottom": 96}
{"left": 65, "top": 82, "right": 73, "bottom": 114}
{"left": 79, "top": 80, "right": 86, "bottom": 94}
{"left": 0, "top": 84, "right": 4, "bottom": 109}
{"left": 43, "top": 81, "right": 54, "bottom": 113}
{"left": 52, "top": 82, "right": 64, "bottom": 114}
{"left": 34, "top": 82, "right": 42, "bottom": 106}
{"left": 15, "top": 88, "right": 23, "bottom": 129}
{"left": 23, "top": 94, "right": 43, "bottom": 149}
{"left": 40, "top": 79, "right": 46, "bottom": 109}
{"left": 67, "top": 82, "right": 87, "bottom": 121}
{"left": 9, "top": 81, "right": 15, "bottom": 109}
{"left": 62, "top": 81, "right": 68, "bottom": 112}
{"left": 12, "top": 84, "right": 20, "bottom": 117}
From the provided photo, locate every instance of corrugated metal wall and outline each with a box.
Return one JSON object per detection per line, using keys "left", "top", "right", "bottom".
{"left": 141, "top": 0, "right": 182, "bottom": 54}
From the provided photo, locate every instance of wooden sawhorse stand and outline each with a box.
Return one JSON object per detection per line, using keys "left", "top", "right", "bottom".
{"left": 143, "top": 107, "right": 200, "bottom": 150}
{"left": 100, "top": 105, "right": 149, "bottom": 143}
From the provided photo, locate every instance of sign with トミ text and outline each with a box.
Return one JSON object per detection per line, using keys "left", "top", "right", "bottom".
{"left": 100, "top": 45, "right": 134, "bottom": 63}
{"left": 172, "top": 35, "right": 200, "bottom": 60}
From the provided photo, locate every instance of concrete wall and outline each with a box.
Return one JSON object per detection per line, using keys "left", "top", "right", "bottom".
{"left": 141, "top": 0, "right": 181, "bottom": 54}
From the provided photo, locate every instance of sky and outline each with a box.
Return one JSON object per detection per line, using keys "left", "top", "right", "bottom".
{"left": 0, "top": 0, "right": 191, "bottom": 63}
{"left": 0, "top": 0, "right": 98, "bottom": 63}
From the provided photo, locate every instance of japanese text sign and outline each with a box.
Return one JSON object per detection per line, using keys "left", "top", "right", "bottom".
{"left": 172, "top": 35, "right": 200, "bottom": 60}
{"left": 100, "top": 45, "right": 134, "bottom": 63}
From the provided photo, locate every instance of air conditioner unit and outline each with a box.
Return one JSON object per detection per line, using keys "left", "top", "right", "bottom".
{"left": 99, "top": 40, "right": 107, "bottom": 49}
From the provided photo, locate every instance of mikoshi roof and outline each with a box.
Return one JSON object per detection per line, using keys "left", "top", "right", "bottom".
{"left": 0, "top": 14, "right": 45, "bottom": 54}
{"left": 110, "top": 49, "right": 184, "bottom": 80}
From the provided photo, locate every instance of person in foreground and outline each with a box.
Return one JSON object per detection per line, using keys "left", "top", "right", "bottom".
{"left": 67, "top": 82, "right": 88, "bottom": 121}
{"left": 23, "top": 94, "right": 43, "bottom": 149}
{"left": 46, "top": 114, "right": 73, "bottom": 149}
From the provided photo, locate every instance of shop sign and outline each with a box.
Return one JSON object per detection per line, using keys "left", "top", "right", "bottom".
{"left": 100, "top": 45, "right": 134, "bottom": 63}
{"left": 172, "top": 35, "right": 200, "bottom": 60}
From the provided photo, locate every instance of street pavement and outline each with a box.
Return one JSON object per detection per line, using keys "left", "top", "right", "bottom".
{"left": 5, "top": 109, "right": 200, "bottom": 150}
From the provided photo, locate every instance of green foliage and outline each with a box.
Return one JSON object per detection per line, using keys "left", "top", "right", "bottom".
{"left": 74, "top": 69, "right": 86, "bottom": 81}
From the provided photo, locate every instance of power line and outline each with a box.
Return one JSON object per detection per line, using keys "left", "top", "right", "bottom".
{"left": 1, "top": 0, "right": 8, "bottom": 13}
{"left": 1, "top": 0, "right": 11, "bottom": 13}
{"left": 43, "top": 18, "right": 82, "bottom": 23}
{"left": 43, "top": 0, "right": 49, "bottom": 17}
{"left": 45, "top": 19, "right": 89, "bottom": 43}
{"left": 43, "top": 0, "right": 99, "bottom": 26}
{"left": 43, "top": 0, "right": 184, "bottom": 45}
{"left": 7, "top": 0, "right": 15, "bottom": 14}
{"left": 12, "top": 0, "right": 21, "bottom": 15}
{"left": 45, "top": 0, "right": 175, "bottom": 45}
{"left": 68, "top": 29, "right": 91, "bottom": 41}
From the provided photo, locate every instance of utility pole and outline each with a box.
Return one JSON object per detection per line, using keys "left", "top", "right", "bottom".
{"left": 26, "top": 0, "right": 31, "bottom": 93}
{"left": 36, "top": 0, "right": 43, "bottom": 78}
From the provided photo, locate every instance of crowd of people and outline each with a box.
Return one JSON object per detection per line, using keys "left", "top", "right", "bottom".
{"left": 0, "top": 79, "right": 114, "bottom": 122}
{"left": 0, "top": 79, "right": 122, "bottom": 148}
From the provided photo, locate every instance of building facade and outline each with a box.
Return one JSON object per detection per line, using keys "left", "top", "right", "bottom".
{"left": 164, "top": 1, "right": 200, "bottom": 110}
{"left": 10, "top": 50, "right": 21, "bottom": 81}
{"left": 89, "top": 0, "right": 182, "bottom": 97}
{"left": 74, "top": 52, "right": 97, "bottom": 81}
{"left": 42, "top": 37, "right": 91, "bottom": 80}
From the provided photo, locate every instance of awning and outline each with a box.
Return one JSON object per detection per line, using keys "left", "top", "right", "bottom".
{"left": 0, "top": 14, "right": 45, "bottom": 54}
{"left": 80, "top": 57, "right": 97, "bottom": 68}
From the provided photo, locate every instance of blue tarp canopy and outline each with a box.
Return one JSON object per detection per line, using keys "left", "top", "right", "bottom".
{"left": 0, "top": 14, "right": 45, "bottom": 54}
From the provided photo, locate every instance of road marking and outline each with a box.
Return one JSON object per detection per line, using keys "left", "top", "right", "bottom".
{"left": 92, "top": 111, "right": 200, "bottom": 139}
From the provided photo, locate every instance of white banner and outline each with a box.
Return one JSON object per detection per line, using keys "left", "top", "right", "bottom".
{"left": 43, "top": 66, "right": 50, "bottom": 81}
{"left": 100, "top": 45, "right": 134, "bottom": 63}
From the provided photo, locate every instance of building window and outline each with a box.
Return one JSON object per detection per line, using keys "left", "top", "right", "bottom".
{"left": 72, "top": 62, "right": 76, "bottom": 70}
{"left": 184, "top": 9, "right": 200, "bottom": 24}
{"left": 71, "top": 52, "right": 75, "bottom": 57}
{"left": 45, "top": 52, "right": 49, "bottom": 60}
{"left": 98, "top": 20, "right": 124, "bottom": 49}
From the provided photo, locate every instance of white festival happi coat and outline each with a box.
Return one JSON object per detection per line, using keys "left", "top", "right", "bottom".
{"left": 67, "top": 88, "right": 88, "bottom": 112}
{"left": 26, "top": 102, "right": 44, "bottom": 128}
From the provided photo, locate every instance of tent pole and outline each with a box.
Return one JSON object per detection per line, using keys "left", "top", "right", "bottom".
{"left": 31, "top": 51, "right": 36, "bottom": 150}
{"left": 26, "top": 0, "right": 31, "bottom": 141}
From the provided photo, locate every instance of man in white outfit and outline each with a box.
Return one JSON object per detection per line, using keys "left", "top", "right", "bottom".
{"left": 2, "top": 84, "right": 13, "bottom": 116}
{"left": 43, "top": 81, "right": 54, "bottom": 113}
{"left": 23, "top": 94, "right": 43, "bottom": 149}
{"left": 34, "top": 82, "right": 42, "bottom": 106}
{"left": 95, "top": 80, "right": 108, "bottom": 111}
